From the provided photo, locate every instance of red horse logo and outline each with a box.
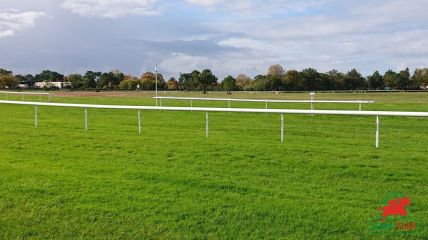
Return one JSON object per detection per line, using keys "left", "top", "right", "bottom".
{"left": 377, "top": 197, "right": 411, "bottom": 222}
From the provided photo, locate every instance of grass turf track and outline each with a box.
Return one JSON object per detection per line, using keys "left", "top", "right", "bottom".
{"left": 0, "top": 92, "right": 427, "bottom": 239}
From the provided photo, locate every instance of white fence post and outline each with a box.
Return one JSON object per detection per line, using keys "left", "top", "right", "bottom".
{"left": 206, "top": 112, "right": 209, "bottom": 137}
{"left": 84, "top": 108, "right": 88, "bottom": 131}
{"left": 376, "top": 116, "right": 380, "bottom": 148}
{"left": 35, "top": 106, "right": 38, "bottom": 128}
{"left": 359, "top": 103, "right": 362, "bottom": 111}
{"left": 228, "top": 100, "right": 231, "bottom": 115}
{"left": 281, "top": 113, "right": 284, "bottom": 143}
{"left": 138, "top": 110, "right": 141, "bottom": 134}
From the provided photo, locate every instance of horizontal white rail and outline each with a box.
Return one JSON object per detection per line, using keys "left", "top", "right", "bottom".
{"left": 153, "top": 96, "right": 374, "bottom": 104}
{"left": 0, "top": 100, "right": 425, "bottom": 117}
{"left": 1, "top": 100, "right": 427, "bottom": 148}
{"left": 0, "top": 91, "right": 53, "bottom": 95}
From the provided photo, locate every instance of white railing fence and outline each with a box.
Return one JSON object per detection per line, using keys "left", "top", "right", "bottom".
{"left": 153, "top": 96, "right": 374, "bottom": 111}
{"left": 0, "top": 91, "right": 53, "bottom": 102}
{"left": 1, "top": 100, "right": 427, "bottom": 148}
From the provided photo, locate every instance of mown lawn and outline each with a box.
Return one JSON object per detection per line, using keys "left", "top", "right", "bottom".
{"left": 0, "top": 92, "right": 427, "bottom": 239}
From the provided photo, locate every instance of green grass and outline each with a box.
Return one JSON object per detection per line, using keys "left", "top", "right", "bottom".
{"left": 0, "top": 92, "right": 427, "bottom": 239}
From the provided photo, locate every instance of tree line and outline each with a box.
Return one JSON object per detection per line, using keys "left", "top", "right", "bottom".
{"left": 1, "top": 65, "right": 428, "bottom": 92}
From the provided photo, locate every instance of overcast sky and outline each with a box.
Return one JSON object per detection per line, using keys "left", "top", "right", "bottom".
{"left": 1, "top": 0, "right": 427, "bottom": 79}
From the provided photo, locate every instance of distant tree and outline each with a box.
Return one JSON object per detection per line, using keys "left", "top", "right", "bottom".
{"left": 98, "top": 71, "right": 124, "bottom": 89}
{"left": 236, "top": 74, "right": 251, "bottom": 90}
{"left": 266, "top": 64, "right": 285, "bottom": 91}
{"left": 198, "top": 69, "right": 218, "bottom": 94}
{"left": 283, "top": 70, "right": 302, "bottom": 91}
{"left": 412, "top": 68, "right": 428, "bottom": 88}
{"left": 140, "top": 72, "right": 165, "bottom": 90}
{"left": 268, "top": 64, "right": 285, "bottom": 77}
{"left": 245, "top": 75, "right": 268, "bottom": 91}
{"left": 67, "top": 74, "right": 84, "bottom": 89}
{"left": 326, "top": 70, "right": 345, "bottom": 90}
{"left": 119, "top": 75, "right": 139, "bottom": 90}
{"left": 344, "top": 69, "right": 366, "bottom": 90}
{"left": 167, "top": 77, "right": 178, "bottom": 90}
{"left": 222, "top": 75, "right": 236, "bottom": 94}
{"left": 34, "top": 70, "right": 64, "bottom": 82}
{"left": 191, "top": 70, "right": 201, "bottom": 90}
{"left": 178, "top": 73, "right": 192, "bottom": 90}
{"left": 300, "top": 68, "right": 321, "bottom": 91}
{"left": 397, "top": 68, "right": 413, "bottom": 89}
{"left": 84, "top": 71, "right": 101, "bottom": 89}
{"left": 384, "top": 70, "right": 399, "bottom": 89}
{"left": 367, "top": 71, "right": 384, "bottom": 90}
{"left": 0, "top": 69, "right": 18, "bottom": 89}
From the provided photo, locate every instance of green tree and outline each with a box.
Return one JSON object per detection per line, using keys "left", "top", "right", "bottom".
{"left": 384, "top": 70, "right": 399, "bottom": 89}
{"left": 198, "top": 69, "right": 217, "bottom": 94}
{"left": 222, "top": 75, "right": 236, "bottom": 94}
{"left": 191, "top": 70, "right": 201, "bottom": 90}
{"left": 178, "top": 73, "right": 192, "bottom": 90}
{"left": 67, "top": 74, "right": 84, "bottom": 89}
{"left": 34, "top": 70, "right": 64, "bottom": 82}
{"left": 367, "top": 71, "right": 384, "bottom": 90}
{"left": 167, "top": 78, "right": 178, "bottom": 90}
{"left": 283, "top": 70, "right": 302, "bottom": 91}
{"left": 301, "top": 68, "right": 321, "bottom": 91}
{"left": 0, "top": 69, "right": 18, "bottom": 89}
{"left": 119, "top": 75, "right": 139, "bottom": 90}
{"left": 397, "top": 68, "right": 412, "bottom": 89}
{"left": 412, "top": 68, "right": 428, "bottom": 88}
{"left": 326, "top": 70, "right": 345, "bottom": 90}
{"left": 344, "top": 69, "right": 366, "bottom": 90}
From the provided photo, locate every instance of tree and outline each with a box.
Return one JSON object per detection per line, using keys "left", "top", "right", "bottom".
{"left": 84, "top": 71, "right": 101, "bottom": 89}
{"left": 326, "top": 70, "right": 345, "bottom": 90}
{"left": 300, "top": 68, "right": 321, "bottom": 91}
{"left": 0, "top": 69, "right": 18, "bottom": 89}
{"left": 140, "top": 72, "right": 165, "bottom": 90}
{"left": 222, "top": 75, "right": 236, "bottom": 94}
{"left": 268, "top": 64, "right": 285, "bottom": 77}
{"left": 344, "top": 69, "right": 366, "bottom": 90}
{"left": 367, "top": 71, "right": 384, "bottom": 90}
{"left": 412, "top": 68, "right": 428, "bottom": 88}
{"left": 384, "top": 70, "right": 399, "bottom": 89}
{"left": 167, "top": 78, "right": 178, "bottom": 90}
{"left": 397, "top": 68, "right": 413, "bottom": 89}
{"left": 198, "top": 69, "right": 217, "bottom": 94}
{"left": 67, "top": 74, "right": 84, "bottom": 89}
{"left": 283, "top": 70, "right": 302, "bottom": 91}
{"left": 179, "top": 73, "right": 192, "bottom": 90}
{"left": 266, "top": 64, "right": 285, "bottom": 91}
{"left": 34, "top": 70, "right": 64, "bottom": 82}
{"left": 236, "top": 74, "right": 251, "bottom": 90}
{"left": 191, "top": 70, "right": 201, "bottom": 90}
{"left": 119, "top": 75, "right": 139, "bottom": 90}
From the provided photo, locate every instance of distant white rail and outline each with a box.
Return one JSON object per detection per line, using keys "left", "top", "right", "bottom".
{"left": 0, "top": 91, "right": 53, "bottom": 101}
{"left": 153, "top": 96, "right": 374, "bottom": 111}
{"left": 1, "top": 100, "right": 426, "bottom": 148}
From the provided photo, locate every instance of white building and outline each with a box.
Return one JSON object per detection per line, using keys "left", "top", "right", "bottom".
{"left": 35, "top": 82, "right": 72, "bottom": 89}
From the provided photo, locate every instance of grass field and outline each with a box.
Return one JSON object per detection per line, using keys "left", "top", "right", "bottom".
{"left": 0, "top": 92, "right": 427, "bottom": 239}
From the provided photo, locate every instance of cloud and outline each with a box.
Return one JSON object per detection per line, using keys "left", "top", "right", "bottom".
{"left": 0, "top": 10, "right": 45, "bottom": 38}
{"left": 61, "top": 0, "right": 161, "bottom": 18}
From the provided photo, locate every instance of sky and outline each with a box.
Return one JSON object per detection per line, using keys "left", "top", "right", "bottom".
{"left": 0, "top": 0, "right": 427, "bottom": 79}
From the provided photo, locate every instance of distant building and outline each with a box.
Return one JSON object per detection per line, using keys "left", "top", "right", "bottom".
{"left": 35, "top": 81, "right": 72, "bottom": 89}
{"left": 18, "top": 82, "right": 30, "bottom": 88}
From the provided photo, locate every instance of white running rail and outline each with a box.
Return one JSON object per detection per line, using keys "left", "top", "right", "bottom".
{"left": 153, "top": 96, "right": 374, "bottom": 111}
{"left": 1, "top": 100, "right": 426, "bottom": 148}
